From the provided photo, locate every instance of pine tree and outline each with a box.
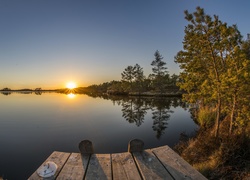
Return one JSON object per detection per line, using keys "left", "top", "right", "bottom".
{"left": 150, "top": 50, "right": 169, "bottom": 93}
{"left": 121, "top": 64, "right": 145, "bottom": 93}
{"left": 175, "top": 7, "right": 246, "bottom": 137}
{"left": 133, "top": 64, "right": 145, "bottom": 93}
{"left": 121, "top": 65, "right": 135, "bottom": 92}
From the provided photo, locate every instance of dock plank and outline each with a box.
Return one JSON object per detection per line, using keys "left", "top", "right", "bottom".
{"left": 28, "top": 151, "right": 70, "bottom": 180}
{"left": 133, "top": 149, "right": 174, "bottom": 180}
{"left": 85, "top": 154, "right": 112, "bottom": 180}
{"left": 112, "top": 152, "right": 141, "bottom": 180}
{"left": 56, "top": 153, "right": 90, "bottom": 180}
{"left": 152, "top": 146, "right": 207, "bottom": 180}
{"left": 29, "top": 144, "right": 208, "bottom": 180}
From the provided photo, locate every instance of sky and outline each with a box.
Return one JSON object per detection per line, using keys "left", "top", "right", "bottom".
{"left": 0, "top": 0, "right": 249, "bottom": 89}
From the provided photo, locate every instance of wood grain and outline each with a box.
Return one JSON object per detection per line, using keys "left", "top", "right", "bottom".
{"left": 133, "top": 150, "right": 173, "bottom": 180}
{"left": 28, "top": 151, "right": 70, "bottom": 180}
{"left": 112, "top": 152, "right": 141, "bottom": 180}
{"left": 85, "top": 154, "right": 112, "bottom": 180}
{"left": 152, "top": 146, "right": 207, "bottom": 180}
{"left": 57, "top": 153, "right": 90, "bottom": 180}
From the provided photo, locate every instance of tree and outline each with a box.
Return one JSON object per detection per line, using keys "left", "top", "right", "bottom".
{"left": 121, "top": 64, "right": 145, "bottom": 93}
{"left": 121, "top": 65, "right": 135, "bottom": 92}
{"left": 2, "top": 87, "right": 11, "bottom": 91}
{"left": 175, "top": 7, "right": 245, "bottom": 137}
{"left": 150, "top": 50, "right": 169, "bottom": 93}
{"left": 170, "top": 74, "right": 179, "bottom": 86}
{"left": 133, "top": 64, "right": 145, "bottom": 93}
{"left": 222, "top": 41, "right": 250, "bottom": 134}
{"left": 151, "top": 50, "right": 168, "bottom": 76}
{"left": 242, "top": 39, "right": 250, "bottom": 60}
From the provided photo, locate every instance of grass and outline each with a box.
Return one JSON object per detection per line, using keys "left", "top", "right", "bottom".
{"left": 174, "top": 119, "right": 250, "bottom": 179}
{"left": 197, "top": 106, "right": 216, "bottom": 128}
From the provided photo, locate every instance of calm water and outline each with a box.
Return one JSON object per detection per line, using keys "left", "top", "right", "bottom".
{"left": 0, "top": 92, "right": 197, "bottom": 179}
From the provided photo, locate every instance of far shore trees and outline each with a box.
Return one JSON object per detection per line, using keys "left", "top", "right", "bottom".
{"left": 1, "top": 87, "right": 11, "bottom": 91}
{"left": 84, "top": 52, "right": 180, "bottom": 96}
{"left": 118, "top": 52, "right": 179, "bottom": 95}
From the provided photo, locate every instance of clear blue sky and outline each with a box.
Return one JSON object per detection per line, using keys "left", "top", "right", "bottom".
{"left": 0, "top": 0, "right": 249, "bottom": 89}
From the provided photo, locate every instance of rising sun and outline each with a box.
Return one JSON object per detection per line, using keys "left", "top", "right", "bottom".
{"left": 66, "top": 81, "right": 77, "bottom": 89}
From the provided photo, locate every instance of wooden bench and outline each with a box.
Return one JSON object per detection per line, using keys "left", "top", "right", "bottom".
{"left": 29, "top": 139, "right": 207, "bottom": 180}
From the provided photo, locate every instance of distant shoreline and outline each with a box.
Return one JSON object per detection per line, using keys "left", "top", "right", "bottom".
{"left": 0, "top": 89, "right": 183, "bottom": 97}
{"left": 0, "top": 90, "right": 58, "bottom": 92}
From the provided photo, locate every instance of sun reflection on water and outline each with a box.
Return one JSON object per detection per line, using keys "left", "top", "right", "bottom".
{"left": 67, "top": 93, "right": 76, "bottom": 99}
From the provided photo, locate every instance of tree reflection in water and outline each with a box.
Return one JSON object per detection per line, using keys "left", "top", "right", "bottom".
{"left": 3, "top": 91, "right": 187, "bottom": 139}
{"left": 121, "top": 98, "right": 148, "bottom": 126}
{"left": 118, "top": 96, "right": 186, "bottom": 139}
{"left": 151, "top": 98, "right": 173, "bottom": 139}
{"left": 78, "top": 93, "right": 186, "bottom": 139}
{"left": 1, "top": 92, "right": 12, "bottom": 96}
{"left": 119, "top": 97, "right": 188, "bottom": 139}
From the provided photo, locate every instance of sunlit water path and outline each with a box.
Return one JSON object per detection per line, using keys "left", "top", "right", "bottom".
{"left": 0, "top": 92, "right": 198, "bottom": 179}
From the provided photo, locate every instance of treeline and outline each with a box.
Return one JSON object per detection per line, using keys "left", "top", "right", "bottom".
{"left": 0, "top": 87, "right": 43, "bottom": 91}
{"left": 174, "top": 7, "right": 250, "bottom": 179}
{"left": 82, "top": 51, "right": 181, "bottom": 96}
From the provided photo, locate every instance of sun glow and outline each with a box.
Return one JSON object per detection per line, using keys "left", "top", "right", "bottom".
{"left": 66, "top": 82, "right": 77, "bottom": 89}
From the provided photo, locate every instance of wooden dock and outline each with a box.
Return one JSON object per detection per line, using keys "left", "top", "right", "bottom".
{"left": 29, "top": 139, "right": 207, "bottom": 180}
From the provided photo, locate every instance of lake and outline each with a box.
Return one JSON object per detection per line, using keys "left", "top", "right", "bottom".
{"left": 0, "top": 92, "right": 198, "bottom": 179}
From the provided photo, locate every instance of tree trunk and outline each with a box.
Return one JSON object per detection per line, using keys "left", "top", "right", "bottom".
{"left": 229, "top": 93, "right": 237, "bottom": 135}
{"left": 215, "top": 95, "right": 221, "bottom": 138}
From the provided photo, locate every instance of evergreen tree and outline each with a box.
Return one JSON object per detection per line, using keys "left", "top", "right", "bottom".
{"left": 222, "top": 41, "right": 250, "bottom": 134}
{"left": 121, "top": 64, "right": 145, "bottom": 93}
{"left": 175, "top": 7, "right": 247, "bottom": 136}
{"left": 133, "top": 64, "right": 145, "bottom": 93}
{"left": 151, "top": 50, "right": 168, "bottom": 76}
{"left": 150, "top": 50, "right": 169, "bottom": 93}
{"left": 121, "top": 65, "right": 135, "bottom": 92}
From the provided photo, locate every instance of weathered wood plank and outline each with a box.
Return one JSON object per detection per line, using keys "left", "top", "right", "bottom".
{"left": 133, "top": 149, "right": 173, "bottom": 180}
{"left": 29, "top": 145, "right": 208, "bottom": 180}
{"left": 28, "top": 151, "right": 70, "bottom": 180}
{"left": 56, "top": 153, "right": 90, "bottom": 180}
{"left": 112, "top": 152, "right": 141, "bottom": 180}
{"left": 85, "top": 154, "right": 112, "bottom": 180}
{"left": 152, "top": 146, "right": 207, "bottom": 180}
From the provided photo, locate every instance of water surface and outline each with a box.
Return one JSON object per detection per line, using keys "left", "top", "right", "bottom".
{"left": 0, "top": 92, "right": 197, "bottom": 179}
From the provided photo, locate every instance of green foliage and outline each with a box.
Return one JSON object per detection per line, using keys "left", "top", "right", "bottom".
{"left": 174, "top": 7, "right": 250, "bottom": 178}
{"left": 175, "top": 6, "right": 250, "bottom": 136}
